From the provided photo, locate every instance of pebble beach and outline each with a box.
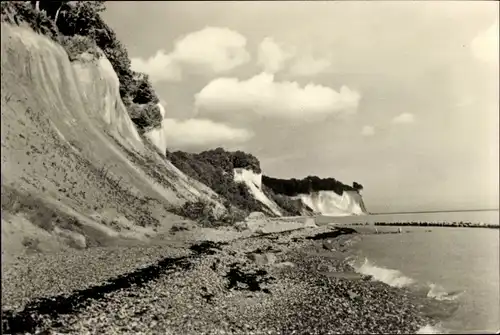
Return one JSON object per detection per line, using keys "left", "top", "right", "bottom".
{"left": 2, "top": 224, "right": 434, "bottom": 334}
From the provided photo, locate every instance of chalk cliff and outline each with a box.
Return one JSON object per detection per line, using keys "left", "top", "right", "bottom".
{"left": 1, "top": 22, "right": 226, "bottom": 255}
{"left": 1, "top": 2, "right": 367, "bottom": 259}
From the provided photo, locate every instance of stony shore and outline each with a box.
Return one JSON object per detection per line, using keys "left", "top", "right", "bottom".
{"left": 2, "top": 221, "right": 434, "bottom": 334}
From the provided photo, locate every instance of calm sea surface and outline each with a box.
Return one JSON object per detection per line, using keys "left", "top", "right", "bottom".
{"left": 320, "top": 211, "right": 500, "bottom": 333}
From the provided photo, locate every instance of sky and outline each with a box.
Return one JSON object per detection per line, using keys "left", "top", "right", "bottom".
{"left": 101, "top": 1, "right": 499, "bottom": 213}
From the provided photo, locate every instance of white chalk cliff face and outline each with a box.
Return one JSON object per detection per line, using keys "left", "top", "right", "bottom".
{"left": 1, "top": 23, "right": 226, "bottom": 225}
{"left": 296, "top": 190, "right": 368, "bottom": 216}
{"left": 233, "top": 168, "right": 282, "bottom": 216}
{"left": 232, "top": 168, "right": 368, "bottom": 217}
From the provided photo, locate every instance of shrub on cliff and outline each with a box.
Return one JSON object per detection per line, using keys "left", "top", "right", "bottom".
{"left": 128, "top": 102, "right": 162, "bottom": 132}
{"left": 166, "top": 148, "right": 266, "bottom": 215}
{"left": 262, "top": 185, "right": 302, "bottom": 216}
{"left": 54, "top": 1, "right": 106, "bottom": 37}
{"left": 173, "top": 200, "right": 246, "bottom": 227}
{"left": 175, "top": 200, "right": 215, "bottom": 226}
{"left": 130, "top": 72, "right": 159, "bottom": 105}
{"left": 353, "top": 182, "right": 363, "bottom": 191}
{"left": 60, "top": 34, "right": 101, "bottom": 61}
{"left": 231, "top": 150, "right": 261, "bottom": 173}
{"left": 1, "top": 1, "right": 59, "bottom": 41}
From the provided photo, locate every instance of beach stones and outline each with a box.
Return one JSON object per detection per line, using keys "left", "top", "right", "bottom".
{"left": 322, "top": 240, "right": 336, "bottom": 251}
{"left": 234, "top": 221, "right": 248, "bottom": 232}
{"left": 273, "top": 262, "right": 295, "bottom": 269}
{"left": 246, "top": 212, "right": 267, "bottom": 221}
{"left": 247, "top": 253, "right": 277, "bottom": 266}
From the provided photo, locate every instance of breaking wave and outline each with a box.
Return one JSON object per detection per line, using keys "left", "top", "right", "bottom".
{"left": 426, "top": 283, "right": 465, "bottom": 301}
{"left": 349, "top": 258, "right": 415, "bottom": 288}
{"left": 346, "top": 257, "right": 475, "bottom": 334}
{"left": 416, "top": 324, "right": 443, "bottom": 334}
{"left": 348, "top": 257, "right": 465, "bottom": 304}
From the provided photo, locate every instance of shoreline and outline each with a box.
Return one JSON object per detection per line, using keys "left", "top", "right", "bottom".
{"left": 2, "top": 222, "right": 438, "bottom": 334}
{"left": 341, "top": 223, "right": 500, "bottom": 335}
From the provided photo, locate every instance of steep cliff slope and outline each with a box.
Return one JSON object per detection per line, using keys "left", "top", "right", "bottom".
{"left": 1, "top": 23, "right": 225, "bottom": 256}
{"left": 262, "top": 175, "right": 368, "bottom": 216}
{"left": 166, "top": 149, "right": 282, "bottom": 218}
{"left": 233, "top": 168, "right": 282, "bottom": 216}
{"left": 167, "top": 148, "right": 367, "bottom": 217}
{"left": 295, "top": 190, "right": 367, "bottom": 216}
{"left": 1, "top": 2, "right": 367, "bottom": 260}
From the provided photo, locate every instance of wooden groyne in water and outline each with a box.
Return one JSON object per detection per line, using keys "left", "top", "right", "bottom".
{"left": 370, "top": 221, "right": 499, "bottom": 229}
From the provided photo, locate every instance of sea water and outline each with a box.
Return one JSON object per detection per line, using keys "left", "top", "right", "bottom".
{"left": 320, "top": 211, "right": 500, "bottom": 333}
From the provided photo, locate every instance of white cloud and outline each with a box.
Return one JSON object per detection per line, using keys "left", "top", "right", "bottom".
{"left": 289, "top": 55, "right": 333, "bottom": 76}
{"left": 471, "top": 20, "right": 499, "bottom": 64}
{"left": 194, "top": 72, "right": 361, "bottom": 120}
{"left": 131, "top": 27, "right": 250, "bottom": 82}
{"left": 163, "top": 118, "right": 253, "bottom": 148}
{"left": 361, "top": 125, "right": 375, "bottom": 136}
{"left": 257, "top": 37, "right": 295, "bottom": 73}
{"left": 131, "top": 51, "right": 182, "bottom": 82}
{"left": 392, "top": 113, "right": 415, "bottom": 124}
{"left": 257, "top": 37, "right": 333, "bottom": 76}
{"left": 172, "top": 27, "right": 250, "bottom": 73}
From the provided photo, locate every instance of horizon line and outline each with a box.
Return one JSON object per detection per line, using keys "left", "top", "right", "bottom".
{"left": 369, "top": 208, "right": 499, "bottom": 215}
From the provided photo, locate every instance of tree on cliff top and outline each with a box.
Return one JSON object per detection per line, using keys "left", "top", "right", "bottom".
{"left": 353, "top": 182, "right": 363, "bottom": 191}
{"left": 166, "top": 148, "right": 266, "bottom": 215}
{"left": 262, "top": 175, "right": 355, "bottom": 197}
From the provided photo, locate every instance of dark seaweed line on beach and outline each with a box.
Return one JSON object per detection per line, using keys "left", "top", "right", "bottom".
{"left": 1, "top": 241, "right": 225, "bottom": 335}
{"left": 305, "top": 227, "right": 358, "bottom": 240}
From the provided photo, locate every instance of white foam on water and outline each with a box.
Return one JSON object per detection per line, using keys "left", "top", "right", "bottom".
{"left": 351, "top": 258, "right": 415, "bottom": 288}
{"left": 416, "top": 324, "right": 443, "bottom": 334}
{"left": 427, "top": 283, "right": 465, "bottom": 301}
{"left": 417, "top": 324, "right": 500, "bottom": 334}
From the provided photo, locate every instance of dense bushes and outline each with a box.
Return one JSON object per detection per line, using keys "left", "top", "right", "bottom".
{"left": 59, "top": 34, "right": 101, "bottom": 61}
{"left": 172, "top": 200, "right": 247, "bottom": 227}
{"left": 170, "top": 148, "right": 261, "bottom": 175}
{"left": 262, "top": 175, "right": 358, "bottom": 197}
{"left": 167, "top": 148, "right": 266, "bottom": 215}
{"left": 128, "top": 102, "right": 163, "bottom": 132}
{"left": 1, "top": 1, "right": 59, "bottom": 41}
{"left": 130, "top": 72, "right": 158, "bottom": 105}
{"left": 173, "top": 200, "right": 217, "bottom": 226}
{"left": 231, "top": 150, "right": 261, "bottom": 173}
{"left": 167, "top": 148, "right": 342, "bottom": 218}
{"left": 353, "top": 181, "right": 364, "bottom": 191}
{"left": 262, "top": 185, "right": 302, "bottom": 216}
{"left": 1, "top": 1, "right": 162, "bottom": 132}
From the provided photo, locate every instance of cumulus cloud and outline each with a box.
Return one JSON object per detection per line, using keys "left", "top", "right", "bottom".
{"left": 131, "top": 27, "right": 250, "bottom": 82}
{"left": 131, "top": 51, "right": 182, "bottom": 82}
{"left": 361, "top": 125, "right": 375, "bottom": 136}
{"left": 391, "top": 113, "right": 415, "bottom": 124}
{"left": 257, "top": 37, "right": 295, "bottom": 73}
{"left": 194, "top": 72, "right": 361, "bottom": 120}
{"left": 163, "top": 118, "right": 253, "bottom": 148}
{"left": 471, "top": 20, "right": 499, "bottom": 64}
{"left": 289, "top": 54, "right": 333, "bottom": 77}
